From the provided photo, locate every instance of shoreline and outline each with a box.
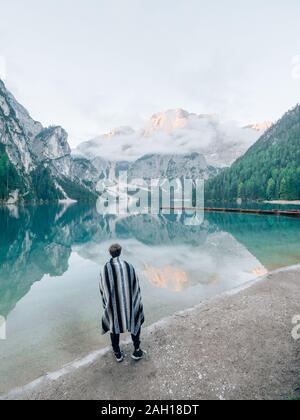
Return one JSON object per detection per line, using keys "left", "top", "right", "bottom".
{"left": 2, "top": 263, "right": 300, "bottom": 400}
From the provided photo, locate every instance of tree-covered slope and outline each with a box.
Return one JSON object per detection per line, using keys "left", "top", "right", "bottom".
{"left": 206, "top": 105, "right": 300, "bottom": 201}
{"left": 0, "top": 144, "right": 24, "bottom": 200}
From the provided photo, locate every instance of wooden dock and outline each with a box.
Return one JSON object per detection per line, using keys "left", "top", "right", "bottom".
{"left": 161, "top": 207, "right": 300, "bottom": 218}
{"left": 204, "top": 208, "right": 300, "bottom": 218}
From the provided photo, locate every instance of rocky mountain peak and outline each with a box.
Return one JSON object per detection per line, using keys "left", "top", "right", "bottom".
{"left": 31, "top": 126, "right": 70, "bottom": 162}
{"left": 145, "top": 109, "right": 192, "bottom": 136}
{"left": 0, "top": 79, "right": 98, "bottom": 202}
{"left": 0, "top": 79, "right": 34, "bottom": 173}
{"left": 0, "top": 78, "right": 43, "bottom": 140}
{"left": 244, "top": 121, "right": 273, "bottom": 132}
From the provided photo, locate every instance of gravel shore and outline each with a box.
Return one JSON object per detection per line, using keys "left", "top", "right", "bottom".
{"left": 3, "top": 266, "right": 300, "bottom": 400}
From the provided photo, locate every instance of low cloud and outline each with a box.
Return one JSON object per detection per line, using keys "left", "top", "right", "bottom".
{"left": 75, "top": 111, "right": 261, "bottom": 166}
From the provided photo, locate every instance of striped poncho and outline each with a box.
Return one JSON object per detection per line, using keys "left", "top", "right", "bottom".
{"left": 99, "top": 257, "right": 145, "bottom": 335}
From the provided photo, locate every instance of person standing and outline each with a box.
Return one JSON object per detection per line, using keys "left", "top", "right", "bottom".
{"left": 100, "top": 244, "right": 145, "bottom": 362}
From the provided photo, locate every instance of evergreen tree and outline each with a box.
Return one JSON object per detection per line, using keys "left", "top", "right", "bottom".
{"left": 0, "top": 144, "right": 22, "bottom": 199}
{"left": 266, "top": 178, "right": 276, "bottom": 200}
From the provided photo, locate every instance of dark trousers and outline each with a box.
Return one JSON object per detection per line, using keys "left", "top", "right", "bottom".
{"left": 110, "top": 329, "right": 141, "bottom": 353}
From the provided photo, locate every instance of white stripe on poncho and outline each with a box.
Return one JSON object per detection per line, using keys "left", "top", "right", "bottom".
{"left": 99, "top": 257, "right": 145, "bottom": 335}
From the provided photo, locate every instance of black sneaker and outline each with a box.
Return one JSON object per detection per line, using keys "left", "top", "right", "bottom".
{"left": 131, "top": 349, "right": 145, "bottom": 361}
{"left": 114, "top": 351, "right": 125, "bottom": 363}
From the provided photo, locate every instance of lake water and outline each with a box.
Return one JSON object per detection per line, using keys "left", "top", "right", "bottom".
{"left": 1, "top": 203, "right": 300, "bottom": 394}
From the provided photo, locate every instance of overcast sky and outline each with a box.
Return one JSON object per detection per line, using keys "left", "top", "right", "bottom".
{"left": 0, "top": 0, "right": 300, "bottom": 147}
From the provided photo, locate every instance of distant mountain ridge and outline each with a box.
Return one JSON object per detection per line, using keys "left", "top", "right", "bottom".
{"left": 0, "top": 79, "right": 279, "bottom": 204}
{"left": 127, "top": 152, "right": 218, "bottom": 181}
{"left": 1, "top": 80, "right": 221, "bottom": 203}
{"left": 206, "top": 105, "right": 300, "bottom": 201}
{"left": 76, "top": 108, "right": 267, "bottom": 168}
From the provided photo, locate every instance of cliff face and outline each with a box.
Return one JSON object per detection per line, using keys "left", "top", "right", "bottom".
{"left": 0, "top": 79, "right": 99, "bottom": 202}
{"left": 0, "top": 80, "right": 35, "bottom": 175}
{"left": 127, "top": 152, "right": 218, "bottom": 181}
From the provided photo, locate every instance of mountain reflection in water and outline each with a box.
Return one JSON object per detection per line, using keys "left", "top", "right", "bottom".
{"left": 1, "top": 203, "right": 300, "bottom": 320}
{"left": 143, "top": 264, "right": 189, "bottom": 292}
{"left": 1, "top": 203, "right": 300, "bottom": 395}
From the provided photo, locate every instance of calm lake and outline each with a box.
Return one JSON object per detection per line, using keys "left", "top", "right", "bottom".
{"left": 1, "top": 203, "right": 300, "bottom": 394}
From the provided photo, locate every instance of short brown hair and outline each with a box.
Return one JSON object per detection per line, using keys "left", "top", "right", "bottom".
{"left": 109, "top": 243, "right": 122, "bottom": 258}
